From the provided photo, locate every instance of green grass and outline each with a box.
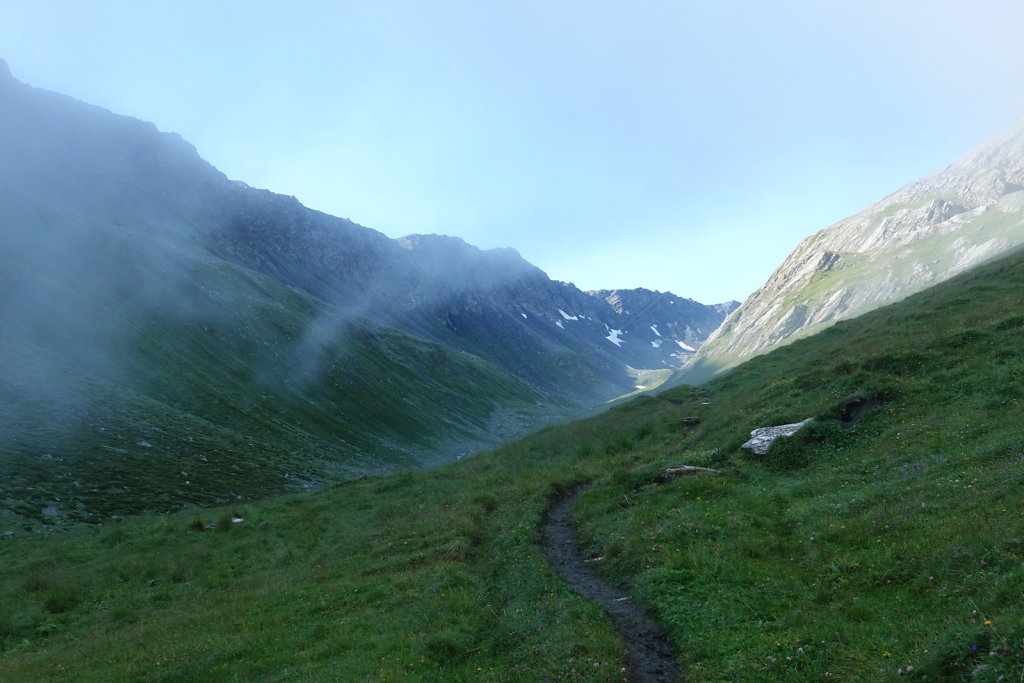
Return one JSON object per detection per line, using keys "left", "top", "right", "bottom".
{"left": 2, "top": 247, "right": 1024, "bottom": 680}
{"left": 0, "top": 246, "right": 574, "bottom": 529}
{"left": 0, "top": 434, "right": 631, "bottom": 681}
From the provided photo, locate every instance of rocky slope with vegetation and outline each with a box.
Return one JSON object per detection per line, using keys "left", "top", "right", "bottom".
{"left": 684, "top": 117, "right": 1024, "bottom": 380}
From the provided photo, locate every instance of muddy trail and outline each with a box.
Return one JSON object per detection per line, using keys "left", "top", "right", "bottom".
{"left": 540, "top": 485, "right": 680, "bottom": 682}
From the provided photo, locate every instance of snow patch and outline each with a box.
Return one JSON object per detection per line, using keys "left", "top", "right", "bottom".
{"left": 605, "top": 328, "right": 625, "bottom": 346}
{"left": 651, "top": 339, "right": 662, "bottom": 348}
{"left": 521, "top": 313, "right": 528, "bottom": 319}
{"left": 555, "top": 320, "right": 565, "bottom": 329}
{"left": 676, "top": 340, "right": 696, "bottom": 352}
{"left": 650, "top": 324, "right": 662, "bottom": 337}
{"left": 558, "top": 309, "right": 579, "bottom": 321}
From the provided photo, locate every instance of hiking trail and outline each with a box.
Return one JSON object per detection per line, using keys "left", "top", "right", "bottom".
{"left": 540, "top": 484, "right": 680, "bottom": 682}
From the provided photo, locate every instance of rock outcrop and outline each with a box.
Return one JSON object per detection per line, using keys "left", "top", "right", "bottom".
{"left": 654, "top": 465, "right": 722, "bottom": 483}
{"left": 685, "top": 118, "right": 1024, "bottom": 380}
{"left": 741, "top": 419, "right": 814, "bottom": 455}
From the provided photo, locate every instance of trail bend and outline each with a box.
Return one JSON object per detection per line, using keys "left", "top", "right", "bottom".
{"left": 540, "top": 485, "right": 680, "bottom": 682}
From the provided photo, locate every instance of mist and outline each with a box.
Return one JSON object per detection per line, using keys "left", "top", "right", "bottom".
{"left": 0, "top": 71, "right": 216, "bottom": 445}
{"left": 0, "top": 57, "right": 738, "bottom": 527}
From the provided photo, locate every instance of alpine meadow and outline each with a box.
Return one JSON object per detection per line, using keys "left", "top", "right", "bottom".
{"left": 3, "top": 226, "right": 1024, "bottom": 681}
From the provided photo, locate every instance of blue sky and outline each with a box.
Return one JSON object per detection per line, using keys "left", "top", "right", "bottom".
{"left": 4, "top": 0, "right": 1024, "bottom": 303}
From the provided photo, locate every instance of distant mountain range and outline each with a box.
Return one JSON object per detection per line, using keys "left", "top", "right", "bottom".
{"left": 0, "top": 59, "right": 733, "bottom": 525}
{"left": 683, "top": 116, "right": 1024, "bottom": 381}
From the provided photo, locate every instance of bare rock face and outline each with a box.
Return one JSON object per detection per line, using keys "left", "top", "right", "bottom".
{"left": 688, "top": 118, "right": 1024, "bottom": 378}
{"left": 741, "top": 419, "right": 814, "bottom": 455}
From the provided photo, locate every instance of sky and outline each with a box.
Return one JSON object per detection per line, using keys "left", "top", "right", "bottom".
{"left": 3, "top": 1, "right": 1024, "bottom": 304}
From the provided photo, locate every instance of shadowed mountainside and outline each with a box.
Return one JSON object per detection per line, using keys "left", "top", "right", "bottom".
{"left": 0, "top": 59, "right": 730, "bottom": 525}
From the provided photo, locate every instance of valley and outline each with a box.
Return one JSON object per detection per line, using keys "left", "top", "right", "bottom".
{"left": 2, "top": 238, "right": 1022, "bottom": 680}
{"left": 0, "top": 60, "right": 733, "bottom": 528}
{"left": 2, "top": 54, "right": 1024, "bottom": 681}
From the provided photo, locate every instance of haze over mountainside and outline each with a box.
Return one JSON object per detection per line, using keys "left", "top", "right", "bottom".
{"left": 684, "top": 117, "right": 1024, "bottom": 380}
{"left": 0, "top": 59, "right": 730, "bottom": 527}
{"left": 4, "top": 215, "right": 1024, "bottom": 680}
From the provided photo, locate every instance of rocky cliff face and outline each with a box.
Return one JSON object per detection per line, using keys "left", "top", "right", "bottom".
{"left": 685, "top": 117, "right": 1024, "bottom": 380}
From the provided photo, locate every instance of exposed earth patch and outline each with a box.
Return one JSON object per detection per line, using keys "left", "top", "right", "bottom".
{"left": 540, "top": 484, "right": 679, "bottom": 682}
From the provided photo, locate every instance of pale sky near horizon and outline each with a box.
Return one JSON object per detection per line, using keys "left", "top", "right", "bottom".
{"left": 4, "top": 1, "right": 1024, "bottom": 304}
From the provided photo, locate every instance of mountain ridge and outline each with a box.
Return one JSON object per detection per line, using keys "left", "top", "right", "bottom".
{"left": 683, "top": 116, "right": 1024, "bottom": 380}
{"left": 0, "top": 60, "right": 729, "bottom": 525}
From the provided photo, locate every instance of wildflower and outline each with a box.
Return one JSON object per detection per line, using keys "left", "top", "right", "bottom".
{"left": 984, "top": 620, "right": 992, "bottom": 625}
{"left": 883, "top": 651, "right": 892, "bottom": 657}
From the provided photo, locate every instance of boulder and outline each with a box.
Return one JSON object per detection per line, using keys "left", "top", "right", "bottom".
{"left": 741, "top": 418, "right": 814, "bottom": 455}
{"left": 655, "top": 465, "right": 721, "bottom": 483}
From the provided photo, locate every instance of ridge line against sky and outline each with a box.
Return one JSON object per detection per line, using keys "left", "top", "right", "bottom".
{"left": 3, "top": 0, "right": 1024, "bottom": 304}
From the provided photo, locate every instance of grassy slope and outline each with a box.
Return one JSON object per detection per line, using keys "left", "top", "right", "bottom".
{"left": 2, "top": 248, "right": 1024, "bottom": 680}
{"left": 0, "top": 246, "right": 571, "bottom": 528}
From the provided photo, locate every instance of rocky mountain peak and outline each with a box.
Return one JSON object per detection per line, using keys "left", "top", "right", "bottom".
{"left": 890, "top": 117, "right": 1024, "bottom": 207}
{"left": 397, "top": 233, "right": 527, "bottom": 263}
{"left": 396, "top": 233, "right": 545, "bottom": 293}
{"left": 0, "top": 57, "right": 14, "bottom": 84}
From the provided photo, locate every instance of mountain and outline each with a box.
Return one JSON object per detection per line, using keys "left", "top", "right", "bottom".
{"left": 683, "top": 117, "right": 1024, "bottom": 380}
{"left": 215, "top": 211, "right": 735, "bottom": 400}
{"left": 592, "top": 288, "right": 738, "bottom": 362}
{"left": 0, "top": 59, "right": 730, "bottom": 525}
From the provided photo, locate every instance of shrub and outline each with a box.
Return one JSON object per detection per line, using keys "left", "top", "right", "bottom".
{"left": 42, "top": 587, "right": 79, "bottom": 614}
{"left": 762, "top": 432, "right": 811, "bottom": 471}
{"left": 762, "top": 419, "right": 854, "bottom": 471}
{"left": 913, "top": 623, "right": 1024, "bottom": 680}
{"left": 425, "top": 628, "right": 473, "bottom": 663}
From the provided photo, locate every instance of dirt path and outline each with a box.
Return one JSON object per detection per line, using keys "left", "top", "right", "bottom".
{"left": 540, "top": 485, "right": 680, "bottom": 682}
